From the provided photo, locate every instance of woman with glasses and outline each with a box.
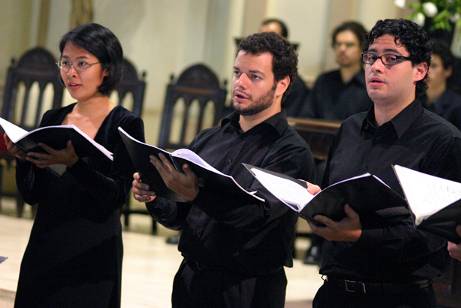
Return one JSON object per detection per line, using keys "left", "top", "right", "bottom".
{"left": 5, "top": 23, "right": 144, "bottom": 308}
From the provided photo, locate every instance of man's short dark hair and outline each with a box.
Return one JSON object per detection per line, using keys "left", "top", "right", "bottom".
{"left": 59, "top": 23, "right": 123, "bottom": 95}
{"left": 261, "top": 18, "right": 289, "bottom": 39}
{"left": 237, "top": 32, "right": 298, "bottom": 97}
{"left": 332, "top": 21, "right": 368, "bottom": 49}
{"left": 365, "top": 19, "right": 432, "bottom": 98}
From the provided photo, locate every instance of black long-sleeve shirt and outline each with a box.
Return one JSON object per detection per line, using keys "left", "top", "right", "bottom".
{"left": 320, "top": 100, "right": 461, "bottom": 282}
{"left": 305, "top": 69, "right": 372, "bottom": 120}
{"left": 147, "top": 111, "right": 315, "bottom": 276}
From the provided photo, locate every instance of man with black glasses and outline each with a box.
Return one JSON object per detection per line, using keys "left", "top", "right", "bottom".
{"left": 308, "top": 19, "right": 461, "bottom": 308}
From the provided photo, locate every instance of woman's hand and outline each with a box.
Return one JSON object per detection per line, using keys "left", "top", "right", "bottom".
{"left": 132, "top": 172, "right": 157, "bottom": 203}
{"left": 4, "top": 134, "right": 26, "bottom": 160}
{"left": 26, "top": 141, "right": 79, "bottom": 168}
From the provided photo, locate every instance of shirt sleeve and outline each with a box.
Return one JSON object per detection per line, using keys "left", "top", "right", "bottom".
{"left": 354, "top": 136, "right": 461, "bottom": 264}
{"left": 193, "top": 139, "right": 316, "bottom": 230}
{"left": 15, "top": 110, "right": 62, "bottom": 205}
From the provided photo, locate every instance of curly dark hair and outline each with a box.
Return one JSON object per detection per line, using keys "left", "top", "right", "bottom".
{"left": 59, "top": 23, "right": 123, "bottom": 96}
{"left": 237, "top": 32, "right": 298, "bottom": 98}
{"left": 332, "top": 21, "right": 368, "bottom": 50}
{"left": 365, "top": 19, "right": 432, "bottom": 98}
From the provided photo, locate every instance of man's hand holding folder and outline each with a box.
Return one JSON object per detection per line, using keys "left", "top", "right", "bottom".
{"left": 132, "top": 153, "right": 200, "bottom": 204}
{"left": 304, "top": 182, "right": 363, "bottom": 242}
{"left": 150, "top": 153, "right": 199, "bottom": 202}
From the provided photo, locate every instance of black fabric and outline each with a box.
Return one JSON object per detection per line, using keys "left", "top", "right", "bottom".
{"left": 305, "top": 69, "right": 372, "bottom": 120}
{"left": 319, "top": 99, "right": 461, "bottom": 284}
{"left": 147, "top": 111, "right": 315, "bottom": 307}
{"left": 14, "top": 104, "right": 144, "bottom": 308}
{"left": 171, "top": 260, "right": 287, "bottom": 308}
{"left": 283, "top": 75, "right": 310, "bottom": 117}
{"left": 424, "top": 89, "right": 461, "bottom": 130}
{"left": 313, "top": 281, "right": 436, "bottom": 308}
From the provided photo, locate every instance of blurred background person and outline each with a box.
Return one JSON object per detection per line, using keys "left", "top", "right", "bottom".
{"left": 424, "top": 40, "right": 461, "bottom": 130}
{"left": 305, "top": 21, "right": 372, "bottom": 120}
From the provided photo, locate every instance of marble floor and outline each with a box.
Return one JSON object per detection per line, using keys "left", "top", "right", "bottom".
{"left": 0, "top": 201, "right": 323, "bottom": 308}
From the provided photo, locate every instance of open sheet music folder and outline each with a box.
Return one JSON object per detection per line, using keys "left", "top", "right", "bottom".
{"left": 244, "top": 163, "right": 461, "bottom": 243}
{"left": 118, "top": 127, "right": 264, "bottom": 203}
{"left": 0, "top": 117, "right": 113, "bottom": 161}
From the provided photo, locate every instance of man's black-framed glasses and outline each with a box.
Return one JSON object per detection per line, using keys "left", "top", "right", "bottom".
{"left": 362, "top": 51, "right": 411, "bottom": 67}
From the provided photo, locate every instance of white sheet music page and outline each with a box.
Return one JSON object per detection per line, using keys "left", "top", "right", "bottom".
{"left": 172, "top": 148, "right": 226, "bottom": 176}
{"left": 0, "top": 117, "right": 28, "bottom": 142}
{"left": 249, "top": 167, "right": 314, "bottom": 212}
{"left": 394, "top": 165, "right": 461, "bottom": 225}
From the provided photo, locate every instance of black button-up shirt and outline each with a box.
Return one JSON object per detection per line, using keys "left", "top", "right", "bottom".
{"left": 306, "top": 69, "right": 372, "bottom": 120}
{"left": 147, "top": 111, "right": 315, "bottom": 276}
{"left": 321, "top": 100, "right": 461, "bottom": 282}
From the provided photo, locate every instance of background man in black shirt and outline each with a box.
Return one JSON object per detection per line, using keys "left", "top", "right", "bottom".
{"left": 307, "top": 19, "right": 461, "bottom": 308}
{"left": 424, "top": 40, "right": 461, "bottom": 129}
{"left": 132, "top": 32, "right": 315, "bottom": 308}
{"left": 305, "top": 21, "right": 372, "bottom": 120}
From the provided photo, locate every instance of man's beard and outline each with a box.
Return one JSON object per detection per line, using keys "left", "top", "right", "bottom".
{"left": 233, "top": 85, "right": 276, "bottom": 116}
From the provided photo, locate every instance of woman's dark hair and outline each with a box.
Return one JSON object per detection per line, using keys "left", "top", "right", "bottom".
{"left": 332, "top": 21, "right": 368, "bottom": 50}
{"left": 237, "top": 32, "right": 297, "bottom": 98}
{"left": 59, "top": 23, "right": 123, "bottom": 95}
{"left": 365, "top": 19, "right": 432, "bottom": 98}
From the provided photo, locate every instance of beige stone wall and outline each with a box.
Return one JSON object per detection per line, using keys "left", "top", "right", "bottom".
{"left": 0, "top": 0, "right": 402, "bottom": 144}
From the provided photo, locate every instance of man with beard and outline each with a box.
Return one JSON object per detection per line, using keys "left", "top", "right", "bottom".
{"left": 306, "top": 21, "right": 372, "bottom": 120}
{"left": 131, "top": 32, "right": 315, "bottom": 308}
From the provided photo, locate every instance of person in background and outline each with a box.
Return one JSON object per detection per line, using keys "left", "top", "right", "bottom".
{"left": 132, "top": 32, "right": 315, "bottom": 308}
{"left": 6, "top": 23, "right": 144, "bottom": 308}
{"left": 424, "top": 40, "right": 461, "bottom": 129}
{"left": 306, "top": 21, "right": 372, "bottom": 120}
{"left": 259, "top": 17, "right": 311, "bottom": 117}
{"left": 308, "top": 19, "right": 461, "bottom": 308}
{"left": 303, "top": 20, "right": 372, "bottom": 265}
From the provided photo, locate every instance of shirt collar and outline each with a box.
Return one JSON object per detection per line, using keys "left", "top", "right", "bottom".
{"left": 221, "top": 111, "right": 288, "bottom": 136}
{"left": 361, "top": 99, "right": 423, "bottom": 139}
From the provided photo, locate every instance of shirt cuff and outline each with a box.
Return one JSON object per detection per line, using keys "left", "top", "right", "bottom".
{"left": 355, "top": 227, "right": 383, "bottom": 248}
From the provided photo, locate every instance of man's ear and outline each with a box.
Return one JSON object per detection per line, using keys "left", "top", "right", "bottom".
{"left": 275, "top": 75, "right": 290, "bottom": 97}
{"left": 414, "top": 62, "right": 428, "bottom": 82}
